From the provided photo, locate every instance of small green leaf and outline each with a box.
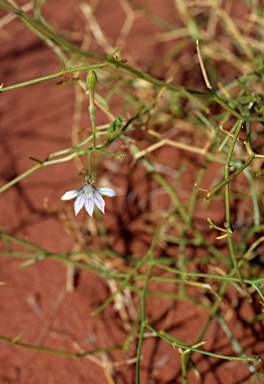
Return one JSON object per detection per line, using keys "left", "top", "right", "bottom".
{"left": 107, "top": 116, "right": 125, "bottom": 133}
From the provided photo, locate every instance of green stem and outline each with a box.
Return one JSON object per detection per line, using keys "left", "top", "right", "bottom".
{"left": 208, "top": 146, "right": 255, "bottom": 198}
{"left": 0, "top": 335, "right": 122, "bottom": 358}
{"left": 224, "top": 121, "right": 251, "bottom": 298}
{"left": 136, "top": 211, "right": 174, "bottom": 384}
{"left": 135, "top": 261, "right": 153, "bottom": 384}
{"left": 0, "top": 63, "right": 108, "bottom": 92}
{"left": 91, "top": 120, "right": 96, "bottom": 149}
{"left": 88, "top": 151, "right": 93, "bottom": 180}
{"left": 0, "top": 164, "right": 42, "bottom": 194}
{"left": 144, "top": 324, "right": 260, "bottom": 364}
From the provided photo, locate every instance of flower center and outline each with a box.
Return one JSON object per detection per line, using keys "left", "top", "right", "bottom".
{"left": 85, "top": 185, "right": 93, "bottom": 197}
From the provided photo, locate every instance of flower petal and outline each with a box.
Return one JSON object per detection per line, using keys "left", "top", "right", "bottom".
{"left": 61, "top": 189, "right": 79, "bottom": 200}
{"left": 84, "top": 197, "right": 94, "bottom": 216}
{"left": 74, "top": 191, "right": 86, "bottom": 216}
{"left": 93, "top": 189, "right": 105, "bottom": 213}
{"left": 98, "top": 188, "right": 116, "bottom": 197}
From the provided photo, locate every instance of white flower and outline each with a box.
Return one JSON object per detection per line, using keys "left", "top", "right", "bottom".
{"left": 61, "top": 182, "right": 116, "bottom": 217}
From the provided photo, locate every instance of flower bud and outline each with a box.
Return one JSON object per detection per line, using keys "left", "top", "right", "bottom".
{"left": 86, "top": 70, "right": 97, "bottom": 91}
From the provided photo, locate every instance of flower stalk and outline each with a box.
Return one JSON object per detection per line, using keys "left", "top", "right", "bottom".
{"left": 86, "top": 70, "right": 97, "bottom": 149}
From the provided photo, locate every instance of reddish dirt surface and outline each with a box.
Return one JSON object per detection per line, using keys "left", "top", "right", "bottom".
{"left": 1, "top": 1, "right": 264, "bottom": 384}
